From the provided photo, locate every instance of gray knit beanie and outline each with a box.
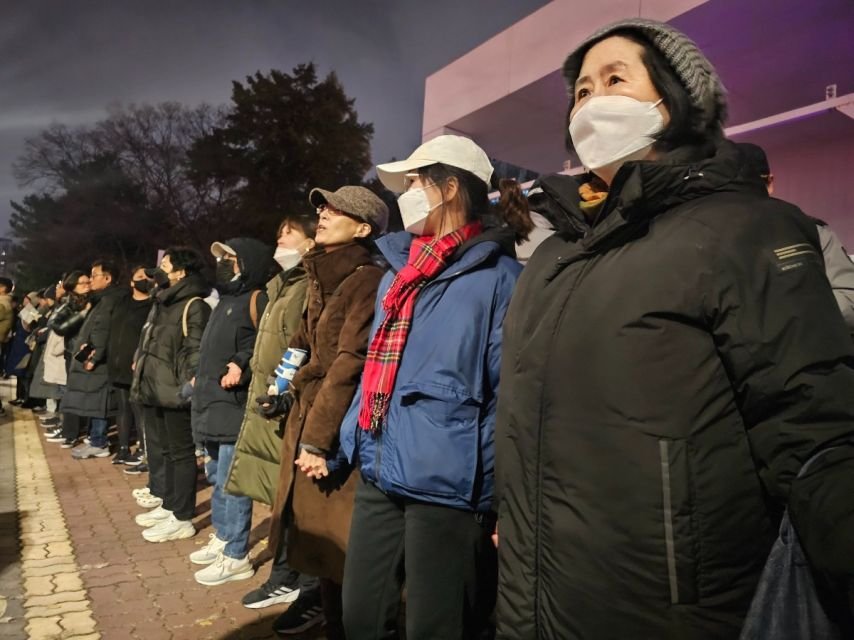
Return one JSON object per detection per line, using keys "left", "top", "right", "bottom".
{"left": 562, "top": 18, "right": 727, "bottom": 132}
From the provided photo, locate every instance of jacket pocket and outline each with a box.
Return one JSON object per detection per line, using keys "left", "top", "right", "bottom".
{"left": 387, "top": 382, "right": 480, "bottom": 501}
{"left": 659, "top": 438, "right": 699, "bottom": 604}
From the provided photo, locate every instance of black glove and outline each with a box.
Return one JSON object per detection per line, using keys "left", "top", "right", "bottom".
{"left": 178, "top": 381, "right": 194, "bottom": 401}
{"left": 255, "top": 391, "right": 294, "bottom": 419}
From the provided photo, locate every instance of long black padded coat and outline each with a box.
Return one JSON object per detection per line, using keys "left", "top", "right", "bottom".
{"left": 494, "top": 140, "right": 854, "bottom": 639}
{"left": 61, "top": 284, "right": 127, "bottom": 417}
{"left": 131, "top": 274, "right": 211, "bottom": 410}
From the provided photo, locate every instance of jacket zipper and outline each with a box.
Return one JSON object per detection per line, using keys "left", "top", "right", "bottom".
{"left": 659, "top": 440, "right": 679, "bottom": 604}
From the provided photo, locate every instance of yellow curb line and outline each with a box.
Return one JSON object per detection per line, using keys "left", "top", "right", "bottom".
{"left": 14, "top": 408, "right": 101, "bottom": 640}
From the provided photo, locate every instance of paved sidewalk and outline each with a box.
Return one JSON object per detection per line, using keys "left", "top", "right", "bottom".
{"left": 0, "top": 404, "right": 26, "bottom": 639}
{"left": 7, "top": 400, "right": 327, "bottom": 640}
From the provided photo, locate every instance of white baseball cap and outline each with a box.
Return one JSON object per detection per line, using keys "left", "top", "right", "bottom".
{"left": 210, "top": 241, "right": 237, "bottom": 260}
{"left": 377, "top": 135, "right": 494, "bottom": 194}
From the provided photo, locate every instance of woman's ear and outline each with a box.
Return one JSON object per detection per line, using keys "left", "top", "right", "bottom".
{"left": 353, "top": 222, "right": 372, "bottom": 240}
{"left": 442, "top": 176, "right": 459, "bottom": 203}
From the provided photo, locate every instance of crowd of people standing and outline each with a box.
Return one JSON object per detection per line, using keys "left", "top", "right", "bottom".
{"left": 3, "top": 17, "right": 854, "bottom": 640}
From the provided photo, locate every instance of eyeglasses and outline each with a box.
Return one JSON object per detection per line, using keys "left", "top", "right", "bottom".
{"left": 316, "top": 203, "right": 364, "bottom": 224}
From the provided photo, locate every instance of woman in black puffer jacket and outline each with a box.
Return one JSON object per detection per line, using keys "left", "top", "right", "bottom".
{"left": 131, "top": 248, "right": 211, "bottom": 544}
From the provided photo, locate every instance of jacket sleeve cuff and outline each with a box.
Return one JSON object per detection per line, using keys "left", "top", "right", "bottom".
{"left": 298, "top": 443, "right": 327, "bottom": 456}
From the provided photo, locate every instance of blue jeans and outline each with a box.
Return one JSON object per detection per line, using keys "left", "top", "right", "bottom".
{"left": 89, "top": 417, "right": 109, "bottom": 449}
{"left": 205, "top": 442, "right": 253, "bottom": 559}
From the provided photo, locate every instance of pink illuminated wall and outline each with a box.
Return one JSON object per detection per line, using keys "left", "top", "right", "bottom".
{"left": 743, "top": 117, "right": 854, "bottom": 248}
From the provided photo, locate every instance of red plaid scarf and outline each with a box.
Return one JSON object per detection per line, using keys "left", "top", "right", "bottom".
{"left": 358, "top": 221, "right": 483, "bottom": 433}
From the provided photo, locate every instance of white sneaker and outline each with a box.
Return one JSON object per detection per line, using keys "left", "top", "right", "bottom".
{"left": 135, "top": 506, "right": 172, "bottom": 527}
{"left": 189, "top": 533, "right": 228, "bottom": 565}
{"left": 194, "top": 553, "right": 254, "bottom": 586}
{"left": 136, "top": 494, "right": 162, "bottom": 509}
{"left": 142, "top": 516, "right": 195, "bottom": 543}
{"left": 132, "top": 487, "right": 151, "bottom": 499}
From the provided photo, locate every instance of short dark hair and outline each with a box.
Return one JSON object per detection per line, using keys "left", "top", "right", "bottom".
{"left": 164, "top": 247, "right": 203, "bottom": 275}
{"left": 737, "top": 142, "right": 771, "bottom": 177}
{"left": 91, "top": 258, "right": 119, "bottom": 281}
{"left": 129, "top": 264, "right": 149, "bottom": 278}
{"left": 277, "top": 213, "right": 318, "bottom": 240}
{"left": 566, "top": 29, "right": 720, "bottom": 154}
{"left": 62, "top": 270, "right": 86, "bottom": 291}
{"left": 0, "top": 277, "right": 12, "bottom": 293}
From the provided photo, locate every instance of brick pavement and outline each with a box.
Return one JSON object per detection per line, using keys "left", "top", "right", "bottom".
{"left": 0, "top": 404, "right": 26, "bottom": 639}
{"left": 13, "top": 403, "right": 328, "bottom": 640}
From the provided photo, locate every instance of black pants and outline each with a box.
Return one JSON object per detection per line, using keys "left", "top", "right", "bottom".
{"left": 113, "top": 386, "right": 141, "bottom": 451}
{"left": 142, "top": 405, "right": 165, "bottom": 498}
{"left": 269, "top": 505, "right": 321, "bottom": 592}
{"left": 144, "top": 405, "right": 195, "bottom": 520}
{"left": 61, "top": 412, "right": 84, "bottom": 441}
{"left": 342, "top": 477, "right": 497, "bottom": 640}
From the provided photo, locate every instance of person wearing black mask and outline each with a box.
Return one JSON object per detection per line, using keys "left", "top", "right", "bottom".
{"left": 107, "top": 266, "right": 154, "bottom": 465}
{"left": 188, "top": 238, "right": 273, "bottom": 587}
{"left": 131, "top": 247, "right": 211, "bottom": 543}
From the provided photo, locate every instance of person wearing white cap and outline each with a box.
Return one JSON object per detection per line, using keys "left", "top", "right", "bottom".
{"left": 329, "top": 135, "right": 528, "bottom": 638}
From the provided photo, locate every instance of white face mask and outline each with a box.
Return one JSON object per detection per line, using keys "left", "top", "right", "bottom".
{"left": 397, "top": 186, "right": 442, "bottom": 235}
{"left": 569, "top": 95, "right": 664, "bottom": 173}
{"left": 274, "top": 247, "right": 302, "bottom": 271}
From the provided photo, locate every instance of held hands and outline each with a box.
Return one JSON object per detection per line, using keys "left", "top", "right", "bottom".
{"left": 220, "top": 362, "right": 242, "bottom": 389}
{"left": 295, "top": 448, "right": 328, "bottom": 479}
{"left": 255, "top": 391, "right": 294, "bottom": 419}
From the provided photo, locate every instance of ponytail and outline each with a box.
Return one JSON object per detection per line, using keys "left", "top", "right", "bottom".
{"left": 496, "top": 179, "right": 534, "bottom": 243}
{"left": 418, "top": 163, "right": 534, "bottom": 242}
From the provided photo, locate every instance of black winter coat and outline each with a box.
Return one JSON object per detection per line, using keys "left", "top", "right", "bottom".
{"left": 495, "top": 140, "right": 854, "bottom": 639}
{"left": 131, "top": 275, "right": 211, "bottom": 409}
{"left": 193, "top": 237, "right": 272, "bottom": 443}
{"left": 108, "top": 295, "right": 153, "bottom": 388}
{"left": 61, "top": 285, "right": 127, "bottom": 418}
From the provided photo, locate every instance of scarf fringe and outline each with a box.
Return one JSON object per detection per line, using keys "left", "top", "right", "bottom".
{"left": 358, "top": 391, "right": 390, "bottom": 434}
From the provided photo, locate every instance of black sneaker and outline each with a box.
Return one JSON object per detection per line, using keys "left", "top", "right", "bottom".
{"left": 123, "top": 452, "right": 144, "bottom": 466}
{"left": 272, "top": 589, "right": 324, "bottom": 635}
{"left": 59, "top": 438, "right": 78, "bottom": 448}
{"left": 242, "top": 580, "right": 301, "bottom": 610}
{"left": 112, "top": 448, "right": 131, "bottom": 465}
{"left": 31, "top": 406, "right": 47, "bottom": 414}
{"left": 123, "top": 463, "right": 148, "bottom": 475}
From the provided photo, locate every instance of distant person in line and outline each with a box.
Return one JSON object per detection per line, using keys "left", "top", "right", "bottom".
{"left": 739, "top": 141, "right": 854, "bottom": 334}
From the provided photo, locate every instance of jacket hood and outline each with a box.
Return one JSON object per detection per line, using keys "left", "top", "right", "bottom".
{"left": 157, "top": 273, "right": 210, "bottom": 306}
{"left": 222, "top": 237, "right": 275, "bottom": 293}
{"left": 527, "top": 174, "right": 588, "bottom": 239}
{"left": 377, "top": 227, "right": 515, "bottom": 274}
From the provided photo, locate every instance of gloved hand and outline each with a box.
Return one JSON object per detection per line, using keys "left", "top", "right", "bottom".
{"left": 255, "top": 391, "right": 295, "bottom": 419}
{"left": 178, "top": 380, "right": 194, "bottom": 401}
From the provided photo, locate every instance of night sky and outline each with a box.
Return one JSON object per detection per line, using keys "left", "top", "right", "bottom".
{"left": 0, "top": 0, "right": 548, "bottom": 234}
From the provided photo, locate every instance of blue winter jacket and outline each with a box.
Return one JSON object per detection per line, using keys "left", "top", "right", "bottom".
{"left": 338, "top": 229, "right": 522, "bottom": 512}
